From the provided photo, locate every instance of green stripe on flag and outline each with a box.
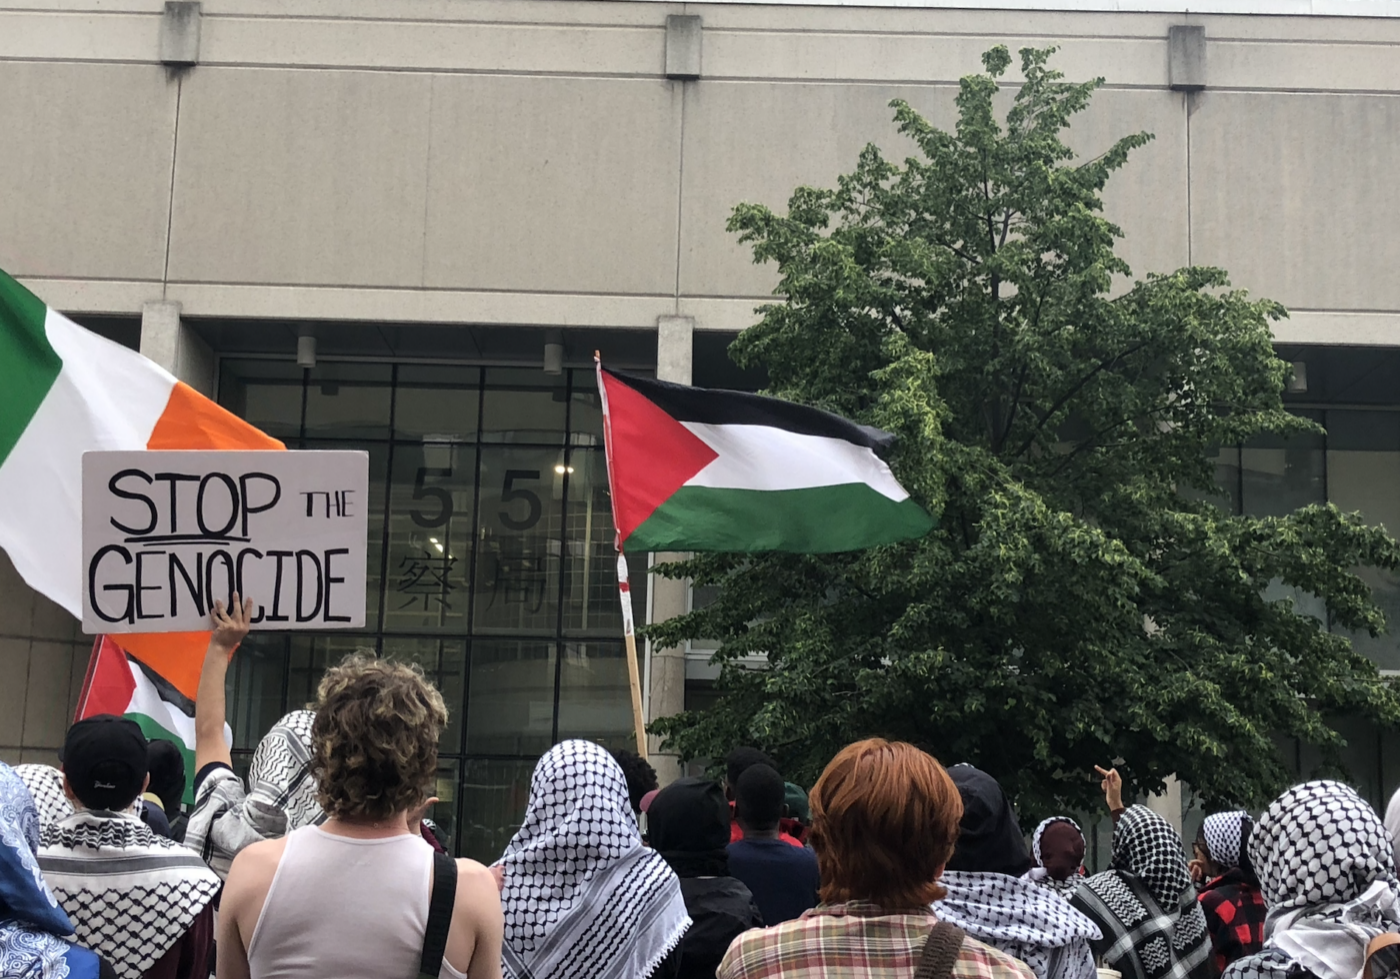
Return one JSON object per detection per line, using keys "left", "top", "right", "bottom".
{"left": 126, "top": 711, "right": 197, "bottom": 806}
{"left": 0, "top": 268, "right": 61, "bottom": 466}
{"left": 624, "top": 483, "right": 935, "bottom": 554}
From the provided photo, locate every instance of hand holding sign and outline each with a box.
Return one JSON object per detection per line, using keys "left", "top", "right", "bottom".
{"left": 83, "top": 450, "right": 369, "bottom": 633}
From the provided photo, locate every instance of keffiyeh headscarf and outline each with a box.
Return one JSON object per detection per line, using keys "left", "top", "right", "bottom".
{"left": 1201, "top": 812, "right": 1249, "bottom": 871}
{"left": 183, "top": 709, "right": 325, "bottom": 878}
{"left": 1070, "top": 805, "right": 1210, "bottom": 979}
{"left": 937, "top": 871, "right": 1101, "bottom": 979}
{"left": 0, "top": 763, "right": 103, "bottom": 979}
{"left": 12, "top": 767, "right": 73, "bottom": 837}
{"left": 38, "top": 806, "right": 220, "bottom": 979}
{"left": 937, "top": 768, "right": 1099, "bottom": 979}
{"left": 1224, "top": 781, "right": 1400, "bottom": 979}
{"left": 1024, "top": 817, "right": 1088, "bottom": 899}
{"left": 496, "top": 740, "right": 690, "bottom": 979}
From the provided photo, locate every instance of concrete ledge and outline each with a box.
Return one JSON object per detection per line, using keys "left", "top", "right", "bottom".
{"left": 1274, "top": 310, "right": 1400, "bottom": 346}
{"left": 165, "top": 282, "right": 677, "bottom": 328}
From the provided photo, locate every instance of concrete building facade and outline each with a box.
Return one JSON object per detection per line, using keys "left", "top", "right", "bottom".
{"left": 4, "top": 0, "right": 1400, "bottom": 857}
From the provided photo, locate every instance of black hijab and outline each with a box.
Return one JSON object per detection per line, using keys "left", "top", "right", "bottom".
{"left": 647, "top": 777, "right": 732, "bottom": 878}
{"left": 946, "top": 764, "right": 1033, "bottom": 877}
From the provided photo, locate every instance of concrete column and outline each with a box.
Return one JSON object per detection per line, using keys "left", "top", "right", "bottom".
{"left": 140, "top": 300, "right": 215, "bottom": 396}
{"left": 647, "top": 315, "right": 695, "bottom": 785}
{"left": 1146, "top": 774, "right": 1184, "bottom": 838}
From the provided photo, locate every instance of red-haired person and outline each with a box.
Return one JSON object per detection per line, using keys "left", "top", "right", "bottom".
{"left": 716, "top": 738, "right": 1035, "bottom": 979}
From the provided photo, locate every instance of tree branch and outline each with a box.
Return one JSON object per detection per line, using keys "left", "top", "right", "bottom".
{"left": 1011, "top": 339, "right": 1154, "bottom": 459}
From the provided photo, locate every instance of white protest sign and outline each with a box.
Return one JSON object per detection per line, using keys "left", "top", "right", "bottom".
{"left": 82, "top": 450, "right": 368, "bottom": 633}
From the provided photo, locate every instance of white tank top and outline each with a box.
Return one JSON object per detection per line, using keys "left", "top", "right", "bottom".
{"left": 247, "top": 826, "right": 468, "bottom": 979}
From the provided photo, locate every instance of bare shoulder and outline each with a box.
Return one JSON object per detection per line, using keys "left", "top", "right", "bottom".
{"left": 225, "top": 837, "right": 289, "bottom": 894}
{"left": 452, "top": 859, "right": 503, "bottom": 910}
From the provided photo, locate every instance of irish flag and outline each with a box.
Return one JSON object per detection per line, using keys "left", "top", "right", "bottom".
{"left": 0, "top": 268, "right": 281, "bottom": 698}
{"left": 76, "top": 636, "right": 228, "bottom": 804}
{"left": 597, "top": 365, "right": 933, "bottom": 553}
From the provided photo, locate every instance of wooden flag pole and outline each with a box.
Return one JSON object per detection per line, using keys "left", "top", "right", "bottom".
{"left": 597, "top": 349, "right": 649, "bottom": 759}
{"left": 616, "top": 552, "right": 649, "bottom": 760}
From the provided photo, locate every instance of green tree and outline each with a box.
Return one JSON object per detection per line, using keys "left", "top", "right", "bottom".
{"left": 649, "top": 46, "right": 1400, "bottom": 815}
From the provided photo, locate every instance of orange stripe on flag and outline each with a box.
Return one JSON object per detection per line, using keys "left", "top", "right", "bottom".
{"left": 147, "top": 381, "right": 284, "bottom": 451}
{"left": 116, "top": 381, "right": 286, "bottom": 700}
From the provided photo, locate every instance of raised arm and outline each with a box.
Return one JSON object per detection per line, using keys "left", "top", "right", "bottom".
{"left": 195, "top": 594, "right": 252, "bottom": 772}
{"left": 1094, "top": 764, "right": 1126, "bottom": 823}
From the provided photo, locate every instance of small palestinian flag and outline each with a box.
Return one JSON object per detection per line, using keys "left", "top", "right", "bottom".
{"left": 76, "top": 636, "right": 228, "bottom": 804}
{"left": 597, "top": 366, "right": 934, "bottom": 553}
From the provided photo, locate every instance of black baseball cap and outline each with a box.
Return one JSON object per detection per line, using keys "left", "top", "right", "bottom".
{"left": 61, "top": 715, "right": 148, "bottom": 811}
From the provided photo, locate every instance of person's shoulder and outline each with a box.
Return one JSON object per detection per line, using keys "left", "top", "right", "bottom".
{"left": 721, "top": 914, "right": 818, "bottom": 967}
{"left": 226, "top": 834, "right": 287, "bottom": 885}
{"left": 954, "top": 935, "right": 1038, "bottom": 979}
{"left": 451, "top": 858, "right": 504, "bottom": 914}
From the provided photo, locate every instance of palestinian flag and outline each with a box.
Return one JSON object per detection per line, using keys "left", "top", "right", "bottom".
{"left": 0, "top": 268, "right": 281, "bottom": 699}
{"left": 597, "top": 365, "right": 934, "bottom": 553}
{"left": 76, "top": 636, "right": 229, "bottom": 804}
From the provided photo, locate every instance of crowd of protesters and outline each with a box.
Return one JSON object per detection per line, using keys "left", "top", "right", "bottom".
{"left": 3, "top": 593, "right": 1399, "bottom": 979}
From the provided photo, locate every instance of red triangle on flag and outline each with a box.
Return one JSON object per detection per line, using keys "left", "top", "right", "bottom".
{"left": 76, "top": 636, "right": 136, "bottom": 722}
{"left": 602, "top": 370, "right": 718, "bottom": 546}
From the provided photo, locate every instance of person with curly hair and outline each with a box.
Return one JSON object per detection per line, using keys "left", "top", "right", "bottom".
{"left": 610, "top": 748, "right": 659, "bottom": 818}
{"left": 216, "top": 652, "right": 503, "bottom": 979}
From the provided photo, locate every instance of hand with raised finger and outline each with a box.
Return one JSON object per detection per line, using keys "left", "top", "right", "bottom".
{"left": 1094, "top": 764, "right": 1124, "bottom": 811}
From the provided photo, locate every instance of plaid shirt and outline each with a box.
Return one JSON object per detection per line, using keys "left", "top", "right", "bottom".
{"left": 1198, "top": 870, "right": 1267, "bottom": 974}
{"left": 717, "top": 901, "right": 1038, "bottom": 979}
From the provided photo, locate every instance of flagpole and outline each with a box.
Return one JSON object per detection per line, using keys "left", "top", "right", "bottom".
{"left": 597, "top": 351, "right": 650, "bottom": 759}
{"left": 616, "top": 553, "right": 649, "bottom": 760}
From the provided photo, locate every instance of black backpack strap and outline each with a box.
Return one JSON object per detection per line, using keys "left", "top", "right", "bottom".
{"left": 418, "top": 851, "right": 458, "bottom": 979}
{"left": 913, "top": 921, "right": 966, "bottom": 979}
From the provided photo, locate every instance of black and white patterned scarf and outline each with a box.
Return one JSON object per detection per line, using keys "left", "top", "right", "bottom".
{"left": 183, "top": 709, "right": 325, "bottom": 879}
{"left": 936, "top": 869, "right": 1101, "bottom": 979}
{"left": 37, "top": 809, "right": 220, "bottom": 979}
{"left": 12, "top": 767, "right": 72, "bottom": 836}
{"left": 496, "top": 740, "right": 689, "bottom": 979}
{"left": 1224, "top": 781, "right": 1400, "bottom": 979}
{"left": 1202, "top": 812, "right": 1248, "bottom": 870}
{"left": 1070, "top": 806, "right": 1210, "bottom": 979}
{"left": 1024, "top": 817, "right": 1087, "bottom": 899}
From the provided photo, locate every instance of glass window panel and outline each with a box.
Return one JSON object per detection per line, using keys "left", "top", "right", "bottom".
{"left": 1180, "top": 446, "right": 1241, "bottom": 514}
{"left": 302, "top": 440, "right": 388, "bottom": 633}
{"left": 459, "top": 758, "right": 535, "bottom": 864}
{"left": 224, "top": 633, "right": 289, "bottom": 751}
{"left": 474, "top": 447, "right": 565, "bottom": 633}
{"left": 427, "top": 761, "right": 460, "bottom": 856}
{"left": 569, "top": 369, "right": 604, "bottom": 447}
{"left": 382, "top": 636, "right": 466, "bottom": 752}
{"left": 562, "top": 450, "right": 645, "bottom": 636}
{"left": 480, "top": 369, "right": 567, "bottom": 444}
{"left": 287, "top": 633, "right": 378, "bottom": 710}
{"left": 1242, "top": 415, "right": 1325, "bottom": 517}
{"left": 395, "top": 366, "right": 481, "bottom": 441}
{"left": 304, "top": 363, "right": 393, "bottom": 440}
{"left": 218, "top": 360, "right": 304, "bottom": 440}
{"left": 556, "top": 639, "right": 642, "bottom": 753}
{"left": 383, "top": 443, "right": 476, "bottom": 634}
{"left": 465, "top": 640, "right": 557, "bottom": 755}
{"left": 1326, "top": 410, "right": 1400, "bottom": 670}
